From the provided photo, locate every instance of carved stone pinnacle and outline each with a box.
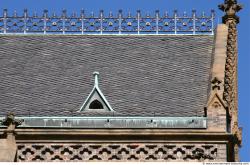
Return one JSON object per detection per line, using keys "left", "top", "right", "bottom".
{"left": 1, "top": 112, "right": 23, "bottom": 128}
{"left": 219, "top": 0, "right": 243, "bottom": 24}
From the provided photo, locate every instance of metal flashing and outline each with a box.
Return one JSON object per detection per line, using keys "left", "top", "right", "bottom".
{"left": 0, "top": 116, "right": 207, "bottom": 128}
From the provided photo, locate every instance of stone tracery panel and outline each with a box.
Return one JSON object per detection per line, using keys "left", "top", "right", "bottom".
{"left": 17, "top": 143, "right": 219, "bottom": 161}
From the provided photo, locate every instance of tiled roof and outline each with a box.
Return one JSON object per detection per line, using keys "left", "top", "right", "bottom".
{"left": 0, "top": 35, "right": 214, "bottom": 117}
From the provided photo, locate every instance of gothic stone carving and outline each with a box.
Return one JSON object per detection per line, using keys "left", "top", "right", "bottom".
{"left": 211, "top": 77, "right": 222, "bottom": 91}
{"left": 219, "top": 0, "right": 242, "bottom": 24}
{"left": 219, "top": 0, "right": 242, "bottom": 161}
{"left": 17, "top": 143, "right": 219, "bottom": 161}
{"left": 0, "top": 113, "right": 23, "bottom": 162}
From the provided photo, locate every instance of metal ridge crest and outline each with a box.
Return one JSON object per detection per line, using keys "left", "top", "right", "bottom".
{"left": 0, "top": 9, "right": 215, "bottom": 35}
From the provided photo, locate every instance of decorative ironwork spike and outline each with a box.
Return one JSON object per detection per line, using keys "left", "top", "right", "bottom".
{"left": 183, "top": 11, "right": 187, "bottom": 17}
{"left": 192, "top": 9, "right": 196, "bottom": 16}
{"left": 164, "top": 11, "right": 168, "bottom": 17}
{"left": 155, "top": 10, "right": 159, "bottom": 17}
{"left": 137, "top": 10, "right": 141, "bottom": 20}
{"left": 43, "top": 9, "right": 48, "bottom": 18}
{"left": 202, "top": 11, "right": 206, "bottom": 18}
{"left": 109, "top": 11, "right": 113, "bottom": 18}
{"left": 137, "top": 10, "right": 141, "bottom": 15}
{"left": 24, "top": 9, "right": 28, "bottom": 17}
{"left": 33, "top": 11, "right": 38, "bottom": 17}
{"left": 128, "top": 11, "right": 131, "bottom": 18}
{"left": 211, "top": 9, "right": 215, "bottom": 17}
{"left": 155, "top": 10, "right": 159, "bottom": 19}
{"left": 80, "top": 9, "right": 84, "bottom": 17}
{"left": 72, "top": 11, "right": 77, "bottom": 17}
{"left": 90, "top": 11, "right": 94, "bottom": 18}
{"left": 62, "top": 9, "right": 67, "bottom": 17}
{"left": 3, "top": 9, "right": 7, "bottom": 17}
{"left": 13, "top": 10, "right": 17, "bottom": 17}
{"left": 118, "top": 9, "right": 122, "bottom": 17}
{"left": 174, "top": 10, "right": 178, "bottom": 16}
{"left": 52, "top": 12, "right": 57, "bottom": 18}
{"left": 100, "top": 10, "right": 104, "bottom": 17}
{"left": 219, "top": 0, "right": 242, "bottom": 24}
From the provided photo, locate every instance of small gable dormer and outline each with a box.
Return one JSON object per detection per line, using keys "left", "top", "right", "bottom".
{"left": 79, "top": 72, "right": 114, "bottom": 112}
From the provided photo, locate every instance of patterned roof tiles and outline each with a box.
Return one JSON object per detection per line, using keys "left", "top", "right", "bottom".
{"left": 0, "top": 35, "right": 214, "bottom": 117}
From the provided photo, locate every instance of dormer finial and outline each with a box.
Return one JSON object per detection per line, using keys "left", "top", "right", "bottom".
{"left": 93, "top": 71, "right": 99, "bottom": 87}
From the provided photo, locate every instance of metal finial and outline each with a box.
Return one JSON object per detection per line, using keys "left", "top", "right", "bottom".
{"left": 118, "top": 9, "right": 122, "bottom": 17}
{"left": 211, "top": 9, "right": 215, "bottom": 17}
{"left": 80, "top": 9, "right": 85, "bottom": 17}
{"left": 52, "top": 12, "right": 57, "bottom": 18}
{"left": 90, "top": 11, "right": 94, "bottom": 18}
{"left": 137, "top": 10, "right": 141, "bottom": 17}
{"left": 33, "top": 11, "right": 38, "bottom": 17}
{"left": 13, "top": 10, "right": 17, "bottom": 17}
{"left": 174, "top": 10, "right": 178, "bottom": 16}
{"left": 43, "top": 9, "right": 48, "bottom": 18}
{"left": 192, "top": 9, "right": 196, "bottom": 16}
{"left": 128, "top": 11, "right": 131, "bottom": 18}
{"left": 24, "top": 9, "right": 28, "bottom": 17}
{"left": 202, "top": 11, "right": 206, "bottom": 18}
{"left": 93, "top": 71, "right": 99, "bottom": 87}
{"left": 155, "top": 10, "right": 159, "bottom": 18}
{"left": 218, "top": 0, "right": 243, "bottom": 24}
{"left": 164, "top": 11, "right": 168, "bottom": 17}
{"left": 72, "top": 11, "right": 77, "bottom": 17}
{"left": 62, "top": 9, "right": 67, "bottom": 17}
{"left": 3, "top": 9, "right": 7, "bottom": 17}
{"left": 155, "top": 10, "right": 159, "bottom": 15}
{"left": 109, "top": 11, "right": 113, "bottom": 18}
{"left": 183, "top": 11, "right": 187, "bottom": 17}
{"left": 100, "top": 10, "right": 104, "bottom": 17}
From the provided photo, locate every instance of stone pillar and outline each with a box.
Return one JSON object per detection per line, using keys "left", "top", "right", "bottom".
{"left": 0, "top": 113, "right": 23, "bottom": 162}
{"left": 219, "top": 0, "right": 242, "bottom": 161}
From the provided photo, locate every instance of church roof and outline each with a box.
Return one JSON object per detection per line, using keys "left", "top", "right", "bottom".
{"left": 0, "top": 35, "right": 214, "bottom": 117}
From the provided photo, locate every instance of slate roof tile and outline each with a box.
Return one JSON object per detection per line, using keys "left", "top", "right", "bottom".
{"left": 0, "top": 35, "right": 214, "bottom": 117}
